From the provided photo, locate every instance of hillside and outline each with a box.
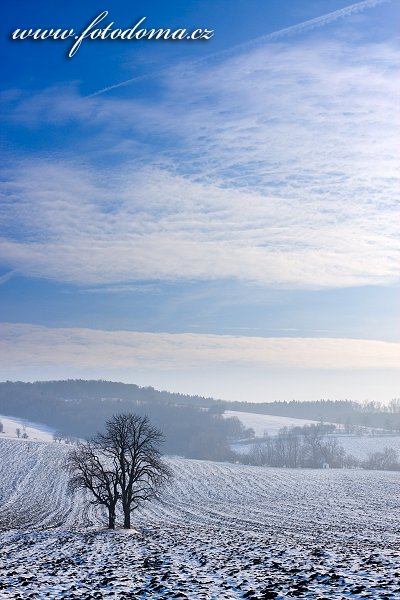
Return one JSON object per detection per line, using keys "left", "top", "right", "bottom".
{"left": 223, "top": 399, "right": 400, "bottom": 431}
{"left": 0, "top": 438, "right": 399, "bottom": 598}
{"left": 223, "top": 410, "right": 321, "bottom": 436}
{"left": 1, "top": 381, "right": 399, "bottom": 436}
{"left": 0, "top": 380, "right": 250, "bottom": 460}
{"left": 1, "top": 380, "right": 399, "bottom": 465}
{"left": 0, "top": 414, "right": 54, "bottom": 442}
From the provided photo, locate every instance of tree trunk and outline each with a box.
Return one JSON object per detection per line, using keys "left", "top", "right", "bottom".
{"left": 123, "top": 509, "right": 131, "bottom": 529}
{"left": 108, "top": 508, "right": 116, "bottom": 530}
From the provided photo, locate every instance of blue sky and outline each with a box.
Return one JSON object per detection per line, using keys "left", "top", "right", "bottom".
{"left": 1, "top": 0, "right": 399, "bottom": 402}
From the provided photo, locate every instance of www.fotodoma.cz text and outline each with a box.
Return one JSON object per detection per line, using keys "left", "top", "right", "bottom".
{"left": 11, "top": 11, "right": 215, "bottom": 58}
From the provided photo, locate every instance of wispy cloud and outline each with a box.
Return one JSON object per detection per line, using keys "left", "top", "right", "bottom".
{"left": 0, "top": 323, "right": 398, "bottom": 371}
{"left": 0, "top": 271, "right": 15, "bottom": 285}
{"left": 1, "top": 323, "right": 398, "bottom": 401}
{"left": 88, "top": 0, "right": 391, "bottom": 97}
{"left": 1, "top": 27, "right": 398, "bottom": 290}
{"left": 0, "top": 151, "right": 398, "bottom": 288}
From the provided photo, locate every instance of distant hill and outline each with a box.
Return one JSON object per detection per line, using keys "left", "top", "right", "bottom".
{"left": 0, "top": 379, "right": 217, "bottom": 409}
{"left": 0, "top": 380, "right": 250, "bottom": 460}
{"left": 0, "top": 381, "right": 398, "bottom": 451}
{"left": 223, "top": 410, "right": 321, "bottom": 437}
{"left": 222, "top": 399, "right": 400, "bottom": 432}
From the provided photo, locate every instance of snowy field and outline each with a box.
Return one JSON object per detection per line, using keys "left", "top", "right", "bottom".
{"left": 334, "top": 434, "right": 400, "bottom": 460}
{"left": 224, "top": 410, "right": 320, "bottom": 436}
{"left": 0, "top": 438, "right": 400, "bottom": 599}
{"left": 0, "top": 414, "right": 54, "bottom": 442}
{"left": 234, "top": 434, "right": 400, "bottom": 460}
{"left": 225, "top": 410, "right": 400, "bottom": 460}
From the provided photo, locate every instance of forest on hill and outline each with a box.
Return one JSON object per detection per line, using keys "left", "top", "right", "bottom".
{"left": 223, "top": 399, "right": 400, "bottom": 431}
{"left": 0, "top": 380, "right": 250, "bottom": 460}
{"left": 0, "top": 381, "right": 399, "bottom": 459}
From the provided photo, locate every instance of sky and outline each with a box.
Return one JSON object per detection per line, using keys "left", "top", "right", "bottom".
{"left": 0, "top": 0, "right": 399, "bottom": 403}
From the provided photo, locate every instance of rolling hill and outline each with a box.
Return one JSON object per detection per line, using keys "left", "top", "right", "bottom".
{"left": 0, "top": 437, "right": 399, "bottom": 598}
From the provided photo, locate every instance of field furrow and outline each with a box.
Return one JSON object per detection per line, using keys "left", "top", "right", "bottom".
{"left": 0, "top": 439, "right": 399, "bottom": 598}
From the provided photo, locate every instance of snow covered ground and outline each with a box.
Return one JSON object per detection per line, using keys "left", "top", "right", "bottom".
{"left": 225, "top": 410, "right": 400, "bottom": 460}
{"left": 0, "top": 414, "right": 55, "bottom": 442}
{"left": 334, "top": 434, "right": 400, "bottom": 460}
{"left": 234, "top": 434, "right": 400, "bottom": 460}
{"left": 224, "top": 410, "right": 320, "bottom": 436}
{"left": 0, "top": 438, "right": 399, "bottom": 598}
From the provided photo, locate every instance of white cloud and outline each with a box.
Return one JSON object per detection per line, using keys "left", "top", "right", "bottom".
{"left": 1, "top": 324, "right": 398, "bottom": 402}
{"left": 0, "top": 271, "right": 15, "bottom": 285}
{"left": 1, "top": 36, "right": 399, "bottom": 289}
{"left": 0, "top": 323, "right": 398, "bottom": 371}
{"left": 0, "top": 159, "right": 398, "bottom": 287}
{"left": 88, "top": 0, "right": 391, "bottom": 97}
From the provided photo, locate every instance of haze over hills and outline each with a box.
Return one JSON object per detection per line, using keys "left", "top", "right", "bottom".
{"left": 0, "top": 380, "right": 399, "bottom": 457}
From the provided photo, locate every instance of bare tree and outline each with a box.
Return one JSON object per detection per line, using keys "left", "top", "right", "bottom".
{"left": 66, "top": 440, "right": 121, "bottom": 529}
{"left": 65, "top": 413, "right": 171, "bottom": 529}
{"left": 363, "top": 447, "right": 399, "bottom": 471}
{"left": 53, "top": 431, "right": 64, "bottom": 443}
{"left": 302, "top": 424, "right": 324, "bottom": 468}
{"left": 97, "top": 414, "right": 172, "bottom": 529}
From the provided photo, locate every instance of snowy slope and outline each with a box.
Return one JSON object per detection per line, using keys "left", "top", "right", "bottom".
{"left": 0, "top": 414, "right": 55, "bottom": 442}
{"left": 224, "top": 410, "right": 321, "bottom": 436}
{"left": 225, "top": 411, "right": 400, "bottom": 460}
{"left": 0, "top": 438, "right": 400, "bottom": 598}
{"left": 334, "top": 434, "right": 400, "bottom": 459}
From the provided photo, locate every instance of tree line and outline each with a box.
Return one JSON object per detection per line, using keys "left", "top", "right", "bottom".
{"left": 0, "top": 380, "right": 253, "bottom": 461}
{"left": 2, "top": 381, "right": 398, "bottom": 434}
{"left": 238, "top": 423, "right": 400, "bottom": 471}
{"left": 223, "top": 399, "right": 400, "bottom": 431}
{"left": 240, "top": 424, "right": 346, "bottom": 468}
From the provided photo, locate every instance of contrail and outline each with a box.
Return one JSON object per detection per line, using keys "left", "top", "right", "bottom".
{"left": 87, "top": 0, "right": 389, "bottom": 98}
{"left": 0, "top": 271, "right": 15, "bottom": 285}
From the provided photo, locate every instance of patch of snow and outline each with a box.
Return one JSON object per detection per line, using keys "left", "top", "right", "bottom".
{"left": 333, "top": 434, "right": 400, "bottom": 459}
{"left": 0, "top": 414, "right": 55, "bottom": 442}
{"left": 224, "top": 410, "right": 322, "bottom": 436}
